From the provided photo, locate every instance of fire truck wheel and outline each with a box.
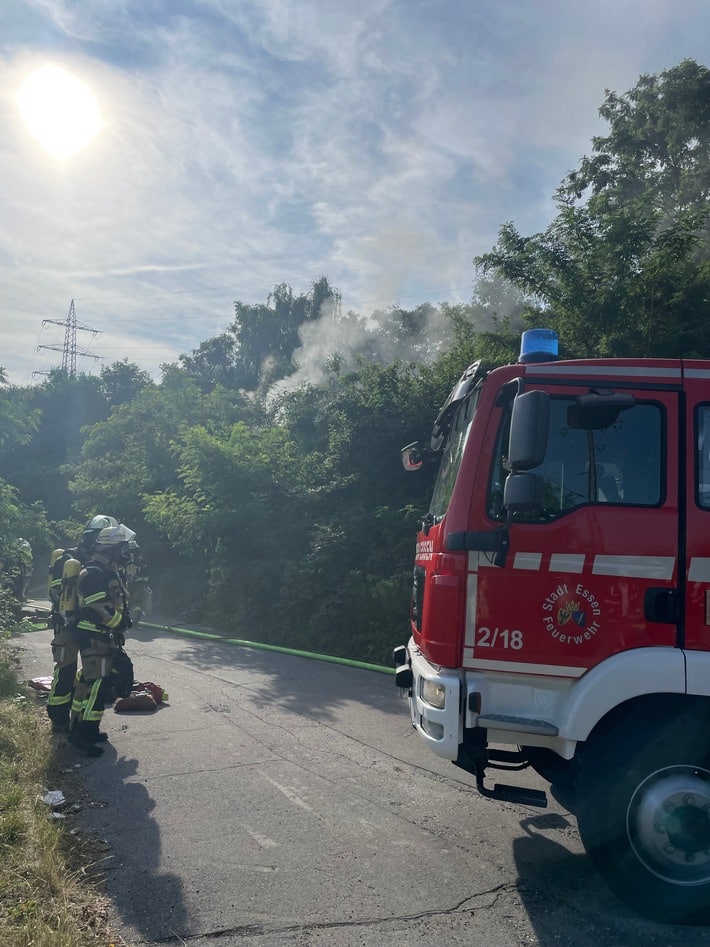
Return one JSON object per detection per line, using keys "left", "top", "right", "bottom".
{"left": 523, "top": 746, "right": 577, "bottom": 791}
{"left": 577, "top": 711, "right": 710, "bottom": 924}
{"left": 522, "top": 746, "right": 578, "bottom": 811}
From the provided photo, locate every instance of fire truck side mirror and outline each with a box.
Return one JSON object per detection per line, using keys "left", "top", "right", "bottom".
{"left": 401, "top": 442, "right": 424, "bottom": 471}
{"left": 508, "top": 389, "right": 550, "bottom": 470}
{"left": 503, "top": 471, "right": 543, "bottom": 513}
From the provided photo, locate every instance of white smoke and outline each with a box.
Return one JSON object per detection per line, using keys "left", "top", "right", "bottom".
{"left": 270, "top": 296, "right": 455, "bottom": 399}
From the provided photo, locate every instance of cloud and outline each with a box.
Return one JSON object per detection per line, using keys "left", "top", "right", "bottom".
{"left": 1, "top": 0, "right": 710, "bottom": 384}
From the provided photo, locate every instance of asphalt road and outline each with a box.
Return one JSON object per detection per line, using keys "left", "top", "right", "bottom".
{"left": 15, "top": 618, "right": 710, "bottom": 947}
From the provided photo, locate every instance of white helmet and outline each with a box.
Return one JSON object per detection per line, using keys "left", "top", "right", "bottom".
{"left": 94, "top": 524, "right": 136, "bottom": 563}
{"left": 86, "top": 514, "right": 119, "bottom": 531}
{"left": 82, "top": 514, "right": 119, "bottom": 551}
{"left": 95, "top": 524, "right": 136, "bottom": 546}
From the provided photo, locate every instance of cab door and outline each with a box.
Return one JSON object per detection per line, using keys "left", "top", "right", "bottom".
{"left": 682, "top": 366, "right": 710, "bottom": 654}
{"left": 462, "top": 373, "right": 680, "bottom": 679}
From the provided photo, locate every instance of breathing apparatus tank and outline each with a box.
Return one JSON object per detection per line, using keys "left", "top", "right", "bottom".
{"left": 58, "top": 557, "right": 82, "bottom": 621}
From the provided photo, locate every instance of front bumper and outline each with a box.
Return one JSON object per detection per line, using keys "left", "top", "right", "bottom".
{"left": 406, "top": 639, "right": 463, "bottom": 760}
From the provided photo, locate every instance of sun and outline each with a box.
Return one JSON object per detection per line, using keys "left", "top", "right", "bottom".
{"left": 17, "top": 64, "right": 102, "bottom": 159}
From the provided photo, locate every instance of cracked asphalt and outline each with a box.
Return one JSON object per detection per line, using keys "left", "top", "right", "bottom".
{"left": 16, "top": 619, "right": 710, "bottom": 946}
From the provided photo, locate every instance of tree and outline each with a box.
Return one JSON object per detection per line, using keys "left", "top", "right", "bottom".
{"left": 565, "top": 58, "right": 710, "bottom": 213}
{"left": 180, "top": 277, "right": 341, "bottom": 393}
{"left": 0, "top": 368, "right": 39, "bottom": 451}
{"left": 476, "top": 60, "right": 710, "bottom": 358}
{"left": 68, "top": 368, "right": 213, "bottom": 528}
{"left": 68, "top": 364, "right": 265, "bottom": 606}
{"left": 0, "top": 370, "right": 108, "bottom": 522}
{"left": 99, "top": 360, "right": 152, "bottom": 407}
{"left": 138, "top": 354, "right": 444, "bottom": 661}
{"left": 177, "top": 333, "right": 240, "bottom": 393}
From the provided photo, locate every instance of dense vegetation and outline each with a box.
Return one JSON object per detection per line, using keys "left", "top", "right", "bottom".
{"left": 1, "top": 60, "right": 710, "bottom": 666}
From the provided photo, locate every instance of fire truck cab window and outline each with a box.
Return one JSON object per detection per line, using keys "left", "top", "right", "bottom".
{"left": 429, "top": 391, "right": 479, "bottom": 519}
{"left": 489, "top": 397, "right": 663, "bottom": 521}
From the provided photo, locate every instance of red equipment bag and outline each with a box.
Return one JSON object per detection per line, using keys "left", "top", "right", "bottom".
{"left": 113, "top": 681, "right": 168, "bottom": 713}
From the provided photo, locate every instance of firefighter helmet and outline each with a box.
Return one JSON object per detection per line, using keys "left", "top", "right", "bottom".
{"left": 86, "top": 514, "right": 119, "bottom": 531}
{"left": 81, "top": 514, "right": 119, "bottom": 552}
{"left": 95, "top": 524, "right": 136, "bottom": 563}
{"left": 95, "top": 524, "right": 136, "bottom": 546}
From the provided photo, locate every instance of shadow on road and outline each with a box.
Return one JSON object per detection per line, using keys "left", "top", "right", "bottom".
{"left": 512, "top": 813, "right": 710, "bottom": 946}
{"left": 98, "top": 749, "right": 189, "bottom": 942}
{"left": 129, "top": 622, "right": 405, "bottom": 725}
{"left": 43, "top": 718, "right": 189, "bottom": 943}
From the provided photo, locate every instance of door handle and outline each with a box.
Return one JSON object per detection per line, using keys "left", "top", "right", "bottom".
{"left": 644, "top": 587, "right": 679, "bottom": 624}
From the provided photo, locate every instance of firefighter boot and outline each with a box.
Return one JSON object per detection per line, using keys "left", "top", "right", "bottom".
{"left": 47, "top": 706, "right": 71, "bottom": 734}
{"left": 68, "top": 722, "right": 104, "bottom": 757}
{"left": 83, "top": 720, "right": 109, "bottom": 744}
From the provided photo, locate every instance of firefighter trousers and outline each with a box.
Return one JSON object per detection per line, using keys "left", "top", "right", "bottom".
{"left": 47, "top": 619, "right": 79, "bottom": 725}
{"left": 71, "top": 637, "right": 116, "bottom": 729}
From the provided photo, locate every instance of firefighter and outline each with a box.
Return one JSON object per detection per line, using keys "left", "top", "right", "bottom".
{"left": 125, "top": 540, "right": 151, "bottom": 625}
{"left": 46, "top": 515, "right": 118, "bottom": 733}
{"left": 70, "top": 523, "right": 135, "bottom": 756}
{"left": 1, "top": 538, "right": 34, "bottom": 604}
{"left": 15, "top": 539, "right": 33, "bottom": 601}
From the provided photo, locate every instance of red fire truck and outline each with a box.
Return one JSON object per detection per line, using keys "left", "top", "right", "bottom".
{"left": 395, "top": 329, "right": 710, "bottom": 923}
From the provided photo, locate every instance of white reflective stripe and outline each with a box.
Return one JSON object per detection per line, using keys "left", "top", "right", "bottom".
{"left": 689, "top": 558, "right": 710, "bottom": 582}
{"left": 684, "top": 368, "right": 710, "bottom": 380}
{"left": 513, "top": 552, "right": 542, "bottom": 570}
{"left": 526, "top": 364, "right": 681, "bottom": 380}
{"left": 465, "top": 573, "right": 478, "bottom": 651}
{"left": 592, "top": 555, "right": 675, "bottom": 580}
{"left": 470, "top": 550, "right": 501, "bottom": 570}
{"left": 462, "top": 656, "right": 586, "bottom": 678}
{"left": 477, "top": 551, "right": 674, "bottom": 577}
{"left": 550, "top": 553, "right": 585, "bottom": 573}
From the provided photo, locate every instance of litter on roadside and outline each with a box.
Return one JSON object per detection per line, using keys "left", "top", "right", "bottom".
{"left": 40, "top": 789, "right": 66, "bottom": 808}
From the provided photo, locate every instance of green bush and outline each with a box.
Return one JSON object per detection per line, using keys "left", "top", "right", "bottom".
{"left": 0, "top": 655, "right": 18, "bottom": 701}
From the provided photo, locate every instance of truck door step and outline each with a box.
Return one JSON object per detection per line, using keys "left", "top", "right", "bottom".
{"left": 478, "top": 780, "right": 548, "bottom": 808}
{"left": 477, "top": 713, "right": 559, "bottom": 736}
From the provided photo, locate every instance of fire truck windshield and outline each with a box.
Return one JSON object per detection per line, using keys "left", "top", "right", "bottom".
{"left": 428, "top": 388, "right": 480, "bottom": 519}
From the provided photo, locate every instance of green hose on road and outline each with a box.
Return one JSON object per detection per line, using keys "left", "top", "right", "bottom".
{"left": 15, "top": 603, "right": 395, "bottom": 675}
{"left": 138, "top": 620, "right": 394, "bottom": 676}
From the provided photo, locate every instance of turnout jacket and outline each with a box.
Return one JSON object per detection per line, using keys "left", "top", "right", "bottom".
{"left": 77, "top": 560, "right": 129, "bottom": 641}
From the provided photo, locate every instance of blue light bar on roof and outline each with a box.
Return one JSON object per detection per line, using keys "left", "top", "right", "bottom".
{"left": 519, "top": 328, "right": 558, "bottom": 364}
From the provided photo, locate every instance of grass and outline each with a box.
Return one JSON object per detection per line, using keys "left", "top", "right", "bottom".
{"left": 0, "top": 622, "right": 125, "bottom": 947}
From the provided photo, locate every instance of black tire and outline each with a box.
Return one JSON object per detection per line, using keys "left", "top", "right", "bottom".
{"left": 577, "top": 701, "right": 710, "bottom": 924}
{"left": 522, "top": 745, "right": 578, "bottom": 812}
{"left": 523, "top": 745, "right": 577, "bottom": 788}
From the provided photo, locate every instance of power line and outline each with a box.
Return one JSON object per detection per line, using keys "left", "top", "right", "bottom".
{"left": 34, "top": 300, "right": 102, "bottom": 377}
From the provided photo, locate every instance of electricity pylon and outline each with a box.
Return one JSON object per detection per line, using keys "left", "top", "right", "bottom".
{"left": 36, "top": 299, "right": 102, "bottom": 376}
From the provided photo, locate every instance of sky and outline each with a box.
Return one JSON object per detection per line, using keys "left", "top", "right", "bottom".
{"left": 1, "top": 0, "right": 710, "bottom": 387}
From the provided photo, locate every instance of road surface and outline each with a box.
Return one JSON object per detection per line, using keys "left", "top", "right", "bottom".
{"left": 16, "top": 620, "right": 710, "bottom": 947}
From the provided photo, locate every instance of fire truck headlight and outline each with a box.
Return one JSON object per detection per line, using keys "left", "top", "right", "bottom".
{"left": 421, "top": 680, "right": 446, "bottom": 709}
